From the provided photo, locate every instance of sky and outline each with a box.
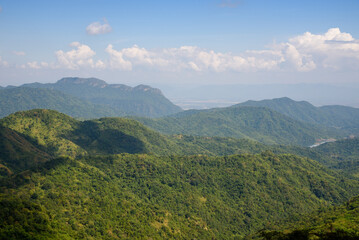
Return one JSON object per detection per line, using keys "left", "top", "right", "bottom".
{"left": 0, "top": 0, "right": 359, "bottom": 92}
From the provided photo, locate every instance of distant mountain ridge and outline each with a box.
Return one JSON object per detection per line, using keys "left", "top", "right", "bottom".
{"left": 132, "top": 105, "right": 343, "bottom": 146}
{"left": 237, "top": 97, "right": 359, "bottom": 134}
{"left": 0, "top": 87, "right": 122, "bottom": 119}
{"left": 20, "top": 77, "right": 182, "bottom": 117}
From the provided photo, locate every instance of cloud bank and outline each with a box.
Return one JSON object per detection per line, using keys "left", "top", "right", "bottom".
{"left": 18, "top": 28, "right": 359, "bottom": 73}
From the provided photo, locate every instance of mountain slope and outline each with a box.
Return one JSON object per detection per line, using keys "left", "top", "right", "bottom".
{"left": 320, "top": 105, "right": 359, "bottom": 133}
{"left": 309, "top": 138, "right": 359, "bottom": 176}
{"left": 23, "top": 77, "right": 182, "bottom": 117}
{"left": 133, "top": 106, "right": 342, "bottom": 146}
{"left": 0, "top": 87, "right": 122, "bottom": 119}
{"left": 0, "top": 126, "right": 51, "bottom": 175}
{"left": 0, "top": 109, "right": 273, "bottom": 166}
{"left": 237, "top": 97, "right": 359, "bottom": 134}
{"left": 257, "top": 195, "right": 359, "bottom": 240}
{"left": 0, "top": 109, "right": 178, "bottom": 158}
{"left": 1, "top": 152, "right": 358, "bottom": 239}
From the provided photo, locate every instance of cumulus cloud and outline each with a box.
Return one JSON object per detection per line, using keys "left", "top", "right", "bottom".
{"left": 104, "top": 44, "right": 284, "bottom": 72}
{"left": 55, "top": 42, "right": 102, "bottom": 69}
{"left": 86, "top": 19, "right": 112, "bottom": 35}
{"left": 103, "top": 29, "right": 359, "bottom": 72}
{"left": 13, "top": 51, "right": 26, "bottom": 56}
{"left": 12, "top": 28, "right": 359, "bottom": 73}
{"left": 282, "top": 28, "right": 359, "bottom": 70}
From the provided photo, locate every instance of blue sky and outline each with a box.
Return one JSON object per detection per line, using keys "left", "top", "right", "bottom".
{"left": 0, "top": 0, "right": 359, "bottom": 87}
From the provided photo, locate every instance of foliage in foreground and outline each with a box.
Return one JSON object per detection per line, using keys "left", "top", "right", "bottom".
{"left": 255, "top": 195, "right": 359, "bottom": 240}
{"left": 1, "top": 152, "right": 358, "bottom": 239}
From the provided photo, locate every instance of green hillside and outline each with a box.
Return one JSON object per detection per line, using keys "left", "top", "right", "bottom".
{"left": 320, "top": 105, "right": 359, "bottom": 133}
{"left": 0, "top": 109, "right": 273, "bottom": 172}
{"left": 0, "top": 87, "right": 122, "bottom": 119}
{"left": 237, "top": 97, "right": 359, "bottom": 134}
{"left": 310, "top": 138, "right": 359, "bottom": 176}
{"left": 2, "top": 109, "right": 357, "bottom": 174}
{"left": 23, "top": 77, "right": 182, "bottom": 117}
{"left": 0, "top": 126, "right": 51, "bottom": 175}
{"left": 0, "top": 109, "right": 358, "bottom": 239}
{"left": 0, "top": 109, "right": 85, "bottom": 158}
{"left": 257, "top": 195, "right": 359, "bottom": 240}
{"left": 1, "top": 152, "right": 358, "bottom": 239}
{"left": 133, "top": 106, "right": 342, "bottom": 146}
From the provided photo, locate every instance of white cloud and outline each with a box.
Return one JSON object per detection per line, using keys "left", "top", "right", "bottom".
{"left": 26, "top": 61, "right": 49, "bottom": 69}
{"left": 9, "top": 28, "right": 359, "bottom": 73}
{"left": 0, "top": 56, "right": 9, "bottom": 67}
{"left": 27, "top": 61, "right": 41, "bottom": 69}
{"left": 86, "top": 19, "right": 112, "bottom": 35}
{"left": 282, "top": 28, "right": 359, "bottom": 70}
{"left": 55, "top": 42, "right": 98, "bottom": 69}
{"left": 281, "top": 43, "right": 316, "bottom": 72}
{"left": 13, "top": 51, "right": 26, "bottom": 56}
{"left": 104, "top": 44, "right": 284, "bottom": 72}
{"left": 105, "top": 44, "right": 132, "bottom": 70}
{"left": 103, "top": 28, "right": 359, "bottom": 72}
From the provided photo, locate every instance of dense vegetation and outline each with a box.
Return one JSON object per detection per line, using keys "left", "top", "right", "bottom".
{"left": 309, "top": 138, "right": 359, "bottom": 176}
{"left": 133, "top": 106, "right": 342, "bottom": 146}
{"left": 237, "top": 97, "right": 359, "bottom": 134}
{"left": 0, "top": 87, "right": 122, "bottom": 119}
{"left": 256, "top": 195, "right": 359, "bottom": 240}
{"left": 0, "top": 109, "right": 358, "bottom": 239}
{"left": 1, "top": 152, "right": 358, "bottom": 239}
{"left": 0, "top": 126, "right": 50, "bottom": 175}
{"left": 22, "top": 77, "right": 182, "bottom": 117}
{"left": 0, "top": 109, "right": 270, "bottom": 173}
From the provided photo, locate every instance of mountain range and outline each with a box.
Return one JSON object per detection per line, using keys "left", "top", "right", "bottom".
{"left": 1, "top": 79, "right": 359, "bottom": 239}
{"left": 237, "top": 97, "right": 359, "bottom": 134}
{"left": 0, "top": 87, "right": 122, "bottom": 119}
{"left": 1, "top": 78, "right": 359, "bottom": 147}
{"left": 21, "top": 77, "right": 182, "bottom": 117}
{"left": 133, "top": 105, "right": 344, "bottom": 146}
{"left": 0, "top": 109, "right": 358, "bottom": 239}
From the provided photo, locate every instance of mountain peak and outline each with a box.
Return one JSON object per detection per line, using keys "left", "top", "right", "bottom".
{"left": 134, "top": 84, "right": 162, "bottom": 94}
{"left": 57, "top": 77, "right": 108, "bottom": 88}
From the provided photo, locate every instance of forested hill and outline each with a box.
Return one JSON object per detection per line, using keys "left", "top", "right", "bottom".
{"left": 309, "top": 137, "right": 359, "bottom": 175}
{"left": 237, "top": 97, "right": 359, "bottom": 134}
{"left": 256, "top": 195, "right": 359, "bottom": 239}
{"left": 20, "top": 77, "right": 182, "bottom": 117}
{"left": 1, "top": 153, "right": 358, "bottom": 239}
{"left": 0, "top": 109, "right": 274, "bottom": 173}
{"left": 132, "top": 105, "right": 343, "bottom": 146}
{"left": 0, "top": 125, "right": 51, "bottom": 175}
{"left": 0, "top": 87, "right": 122, "bottom": 119}
{"left": 0, "top": 109, "right": 359, "bottom": 238}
